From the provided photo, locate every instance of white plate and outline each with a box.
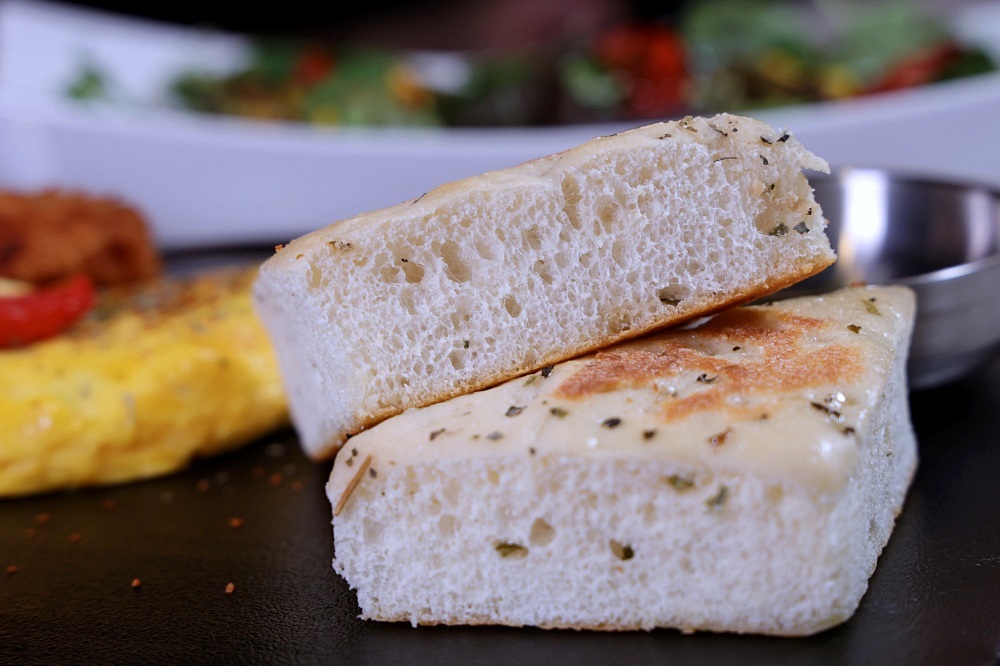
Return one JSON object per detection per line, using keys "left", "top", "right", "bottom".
{"left": 2, "top": 0, "right": 1000, "bottom": 249}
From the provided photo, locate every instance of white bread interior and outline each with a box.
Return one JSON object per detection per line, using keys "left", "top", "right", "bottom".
{"left": 255, "top": 114, "right": 835, "bottom": 458}
{"left": 328, "top": 286, "right": 917, "bottom": 635}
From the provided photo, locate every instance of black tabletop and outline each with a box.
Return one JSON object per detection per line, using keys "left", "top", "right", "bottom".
{"left": 2, "top": 306, "right": 999, "bottom": 665}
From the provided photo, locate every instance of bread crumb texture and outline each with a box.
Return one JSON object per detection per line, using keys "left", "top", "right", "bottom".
{"left": 329, "top": 286, "right": 917, "bottom": 635}
{"left": 256, "top": 114, "right": 836, "bottom": 458}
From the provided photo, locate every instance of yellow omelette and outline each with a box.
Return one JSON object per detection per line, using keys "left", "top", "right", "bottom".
{"left": 0, "top": 266, "right": 288, "bottom": 497}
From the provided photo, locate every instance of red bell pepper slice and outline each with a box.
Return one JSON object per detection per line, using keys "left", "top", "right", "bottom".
{"left": 0, "top": 273, "right": 96, "bottom": 348}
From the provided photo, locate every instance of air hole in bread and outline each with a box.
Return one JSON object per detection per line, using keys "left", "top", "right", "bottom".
{"left": 307, "top": 265, "right": 324, "bottom": 289}
{"left": 403, "top": 468, "right": 419, "bottom": 495}
{"left": 473, "top": 237, "right": 495, "bottom": 261}
{"left": 486, "top": 469, "right": 500, "bottom": 486}
{"left": 553, "top": 251, "right": 569, "bottom": 270}
{"left": 503, "top": 295, "right": 522, "bottom": 319}
{"left": 612, "top": 239, "right": 628, "bottom": 268}
{"left": 656, "top": 286, "right": 685, "bottom": 306}
{"left": 560, "top": 181, "right": 584, "bottom": 229}
{"left": 362, "top": 517, "right": 383, "bottom": 543}
{"left": 401, "top": 260, "right": 425, "bottom": 284}
{"left": 522, "top": 226, "right": 543, "bottom": 252}
{"left": 598, "top": 202, "right": 618, "bottom": 233}
{"left": 529, "top": 518, "right": 555, "bottom": 547}
{"left": 636, "top": 191, "right": 652, "bottom": 212}
{"left": 532, "top": 260, "right": 554, "bottom": 285}
{"left": 439, "top": 240, "right": 471, "bottom": 283}
{"left": 448, "top": 350, "right": 466, "bottom": 371}
{"left": 685, "top": 258, "right": 704, "bottom": 275}
{"left": 438, "top": 514, "right": 457, "bottom": 537}
{"left": 765, "top": 485, "right": 785, "bottom": 505}
{"left": 379, "top": 264, "right": 401, "bottom": 284}
{"left": 607, "top": 313, "right": 632, "bottom": 335}
{"left": 400, "top": 290, "right": 417, "bottom": 315}
{"left": 641, "top": 502, "right": 656, "bottom": 527}
{"left": 442, "top": 478, "right": 460, "bottom": 504}
{"left": 755, "top": 205, "right": 793, "bottom": 236}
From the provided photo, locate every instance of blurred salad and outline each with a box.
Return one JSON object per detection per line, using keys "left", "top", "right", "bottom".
{"left": 66, "top": 0, "right": 996, "bottom": 126}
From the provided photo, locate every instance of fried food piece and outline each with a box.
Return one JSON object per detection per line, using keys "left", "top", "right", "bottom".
{"left": 0, "top": 189, "right": 162, "bottom": 286}
{"left": 0, "top": 266, "right": 288, "bottom": 497}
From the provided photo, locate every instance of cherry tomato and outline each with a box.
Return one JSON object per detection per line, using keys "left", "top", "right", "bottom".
{"left": 293, "top": 48, "right": 336, "bottom": 87}
{"left": 866, "top": 43, "right": 960, "bottom": 94}
{"left": 0, "top": 274, "right": 96, "bottom": 348}
{"left": 595, "top": 24, "right": 689, "bottom": 117}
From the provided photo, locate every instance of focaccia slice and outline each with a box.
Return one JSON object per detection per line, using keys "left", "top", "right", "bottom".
{"left": 329, "top": 285, "right": 917, "bottom": 636}
{"left": 255, "top": 113, "right": 835, "bottom": 458}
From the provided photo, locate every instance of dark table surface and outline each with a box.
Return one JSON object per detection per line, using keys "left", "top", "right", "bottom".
{"left": 2, "top": 263, "right": 999, "bottom": 665}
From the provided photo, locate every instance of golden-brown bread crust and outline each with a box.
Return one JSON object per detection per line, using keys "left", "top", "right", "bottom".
{"left": 555, "top": 307, "right": 863, "bottom": 423}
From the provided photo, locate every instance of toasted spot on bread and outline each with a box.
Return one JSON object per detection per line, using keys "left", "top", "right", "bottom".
{"left": 556, "top": 309, "right": 863, "bottom": 422}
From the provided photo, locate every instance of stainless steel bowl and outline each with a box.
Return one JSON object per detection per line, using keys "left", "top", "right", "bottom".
{"left": 791, "top": 168, "right": 1000, "bottom": 389}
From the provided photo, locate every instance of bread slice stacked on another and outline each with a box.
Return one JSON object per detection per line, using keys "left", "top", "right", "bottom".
{"left": 328, "top": 286, "right": 917, "bottom": 635}
{"left": 255, "top": 113, "right": 918, "bottom": 635}
{"left": 254, "top": 114, "right": 836, "bottom": 459}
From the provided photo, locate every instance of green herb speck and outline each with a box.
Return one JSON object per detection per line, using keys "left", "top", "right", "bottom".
{"left": 610, "top": 540, "right": 635, "bottom": 561}
{"left": 863, "top": 298, "right": 881, "bottom": 315}
{"left": 494, "top": 542, "right": 528, "bottom": 558}
{"left": 666, "top": 475, "right": 695, "bottom": 492}
{"left": 706, "top": 485, "right": 729, "bottom": 510}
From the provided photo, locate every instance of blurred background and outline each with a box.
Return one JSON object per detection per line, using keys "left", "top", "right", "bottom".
{"left": 0, "top": 0, "right": 998, "bottom": 247}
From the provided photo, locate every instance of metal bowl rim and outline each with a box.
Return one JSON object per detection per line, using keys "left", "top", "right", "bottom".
{"left": 822, "top": 166, "right": 1000, "bottom": 287}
